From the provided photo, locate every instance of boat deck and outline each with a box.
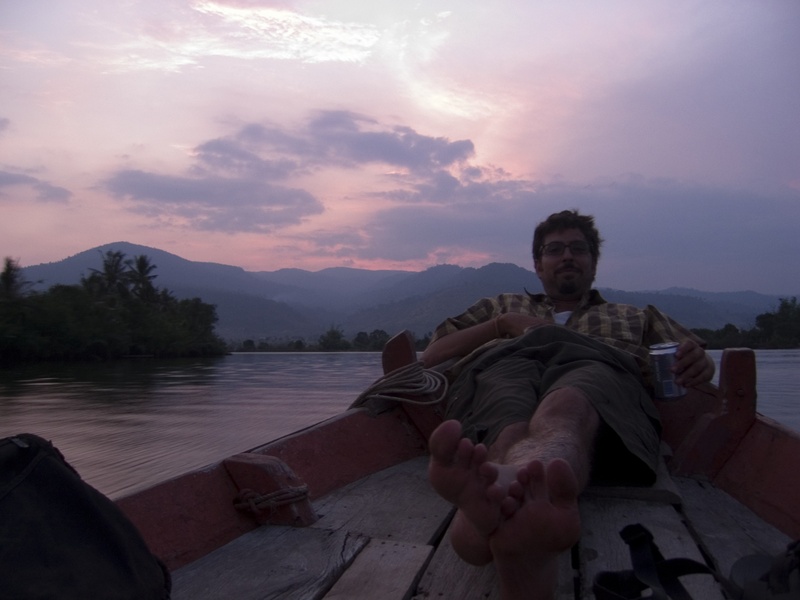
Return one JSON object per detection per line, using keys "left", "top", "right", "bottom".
{"left": 171, "top": 455, "right": 791, "bottom": 600}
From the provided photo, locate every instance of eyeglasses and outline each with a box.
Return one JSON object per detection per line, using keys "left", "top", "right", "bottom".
{"left": 540, "top": 241, "right": 591, "bottom": 256}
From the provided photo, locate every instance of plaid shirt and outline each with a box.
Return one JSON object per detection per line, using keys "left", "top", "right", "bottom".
{"left": 430, "top": 290, "right": 705, "bottom": 379}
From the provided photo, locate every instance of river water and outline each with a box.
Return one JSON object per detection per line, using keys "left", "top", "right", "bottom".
{"left": 0, "top": 350, "right": 797, "bottom": 499}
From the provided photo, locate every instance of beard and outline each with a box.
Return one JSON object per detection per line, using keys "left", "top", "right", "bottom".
{"left": 557, "top": 279, "right": 580, "bottom": 296}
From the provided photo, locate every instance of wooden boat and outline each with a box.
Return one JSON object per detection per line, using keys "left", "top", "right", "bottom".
{"left": 114, "top": 332, "right": 799, "bottom": 599}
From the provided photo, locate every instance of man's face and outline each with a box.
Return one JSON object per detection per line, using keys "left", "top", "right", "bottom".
{"left": 534, "top": 228, "right": 597, "bottom": 300}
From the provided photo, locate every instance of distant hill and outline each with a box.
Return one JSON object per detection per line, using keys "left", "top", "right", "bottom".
{"left": 21, "top": 242, "right": 784, "bottom": 341}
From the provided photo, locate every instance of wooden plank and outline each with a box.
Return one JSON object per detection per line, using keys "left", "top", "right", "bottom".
{"left": 412, "top": 518, "right": 575, "bottom": 600}
{"left": 675, "top": 477, "right": 792, "bottom": 581}
{"left": 577, "top": 496, "right": 724, "bottom": 600}
{"left": 171, "top": 526, "right": 368, "bottom": 600}
{"left": 413, "top": 538, "right": 500, "bottom": 600}
{"left": 311, "top": 456, "right": 452, "bottom": 546}
{"left": 323, "top": 538, "right": 433, "bottom": 599}
{"left": 171, "top": 457, "right": 449, "bottom": 600}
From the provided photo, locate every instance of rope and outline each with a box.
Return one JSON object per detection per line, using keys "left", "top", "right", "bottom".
{"left": 234, "top": 485, "right": 309, "bottom": 516}
{"left": 352, "top": 360, "right": 448, "bottom": 407}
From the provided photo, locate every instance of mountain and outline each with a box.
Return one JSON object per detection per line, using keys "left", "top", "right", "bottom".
{"left": 25, "top": 242, "right": 293, "bottom": 297}
{"left": 251, "top": 266, "right": 414, "bottom": 310}
{"left": 20, "top": 242, "right": 784, "bottom": 341}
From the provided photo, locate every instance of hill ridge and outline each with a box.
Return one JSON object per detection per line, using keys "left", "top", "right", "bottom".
{"left": 20, "top": 242, "right": 785, "bottom": 340}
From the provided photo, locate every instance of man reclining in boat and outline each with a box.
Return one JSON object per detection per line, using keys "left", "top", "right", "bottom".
{"left": 421, "top": 209, "right": 716, "bottom": 600}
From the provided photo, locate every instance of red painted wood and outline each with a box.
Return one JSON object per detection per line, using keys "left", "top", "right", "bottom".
{"left": 714, "top": 417, "right": 800, "bottom": 539}
{"left": 246, "top": 408, "right": 428, "bottom": 500}
{"left": 657, "top": 347, "right": 800, "bottom": 537}
{"left": 662, "top": 348, "right": 757, "bottom": 478}
{"left": 116, "top": 464, "right": 256, "bottom": 570}
{"left": 655, "top": 383, "right": 720, "bottom": 457}
{"left": 382, "top": 330, "right": 417, "bottom": 374}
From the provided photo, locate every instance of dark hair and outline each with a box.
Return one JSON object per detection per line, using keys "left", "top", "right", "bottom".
{"left": 532, "top": 209, "right": 603, "bottom": 261}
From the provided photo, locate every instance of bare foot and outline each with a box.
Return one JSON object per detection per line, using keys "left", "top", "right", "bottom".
{"left": 428, "top": 420, "right": 520, "bottom": 537}
{"left": 489, "top": 458, "right": 581, "bottom": 600}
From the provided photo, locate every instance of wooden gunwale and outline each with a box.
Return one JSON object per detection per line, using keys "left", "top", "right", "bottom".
{"left": 118, "top": 406, "right": 431, "bottom": 570}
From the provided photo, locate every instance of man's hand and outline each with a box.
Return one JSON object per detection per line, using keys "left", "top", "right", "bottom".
{"left": 497, "top": 313, "right": 551, "bottom": 338}
{"left": 673, "top": 340, "right": 715, "bottom": 387}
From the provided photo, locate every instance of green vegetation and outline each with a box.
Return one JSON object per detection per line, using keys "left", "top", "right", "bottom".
{"left": 1, "top": 252, "right": 227, "bottom": 362}
{"left": 234, "top": 298, "right": 800, "bottom": 354}
{"left": 232, "top": 327, "right": 432, "bottom": 353}
{"left": 692, "top": 297, "right": 800, "bottom": 349}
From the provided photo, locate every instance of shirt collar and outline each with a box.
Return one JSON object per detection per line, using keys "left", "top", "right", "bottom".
{"left": 527, "top": 288, "right": 607, "bottom": 310}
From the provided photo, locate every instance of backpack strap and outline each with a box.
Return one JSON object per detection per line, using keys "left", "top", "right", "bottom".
{"left": 593, "top": 524, "right": 715, "bottom": 600}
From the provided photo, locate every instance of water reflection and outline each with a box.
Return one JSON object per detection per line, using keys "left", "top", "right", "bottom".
{"left": 0, "top": 353, "right": 385, "bottom": 499}
{"left": 1, "top": 350, "right": 797, "bottom": 500}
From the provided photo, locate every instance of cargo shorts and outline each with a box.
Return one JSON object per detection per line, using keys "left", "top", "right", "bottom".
{"left": 444, "top": 325, "right": 661, "bottom": 485}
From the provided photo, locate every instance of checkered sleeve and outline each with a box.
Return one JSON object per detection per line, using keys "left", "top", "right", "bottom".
{"left": 429, "top": 296, "right": 502, "bottom": 344}
{"left": 643, "top": 304, "right": 707, "bottom": 348}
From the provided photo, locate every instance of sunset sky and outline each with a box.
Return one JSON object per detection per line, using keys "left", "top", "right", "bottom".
{"left": 2, "top": 1, "right": 799, "bottom": 294}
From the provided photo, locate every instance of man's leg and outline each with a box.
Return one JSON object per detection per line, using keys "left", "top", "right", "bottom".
{"left": 428, "top": 386, "right": 600, "bottom": 599}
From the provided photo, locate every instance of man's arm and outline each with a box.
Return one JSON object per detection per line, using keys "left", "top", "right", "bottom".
{"left": 421, "top": 313, "right": 550, "bottom": 368}
{"left": 673, "top": 339, "right": 716, "bottom": 387}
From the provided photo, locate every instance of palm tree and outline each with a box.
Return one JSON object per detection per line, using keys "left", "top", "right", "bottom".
{"left": 0, "top": 257, "right": 30, "bottom": 301}
{"left": 87, "top": 250, "right": 131, "bottom": 300}
{"left": 127, "top": 255, "right": 158, "bottom": 301}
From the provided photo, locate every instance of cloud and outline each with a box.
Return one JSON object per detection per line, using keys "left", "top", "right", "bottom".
{"left": 381, "top": 167, "right": 533, "bottom": 205}
{"left": 103, "top": 170, "right": 323, "bottom": 232}
{"left": 92, "top": 0, "right": 383, "bottom": 73}
{"left": 219, "top": 111, "right": 474, "bottom": 174}
{"left": 103, "top": 111, "right": 475, "bottom": 234}
{"left": 0, "top": 170, "right": 71, "bottom": 203}
{"left": 0, "top": 118, "right": 9, "bottom": 134}
{"left": 305, "top": 111, "right": 474, "bottom": 172}
{"left": 96, "top": 107, "right": 799, "bottom": 293}
{"left": 335, "top": 175, "right": 800, "bottom": 291}
{"left": 192, "top": 138, "right": 298, "bottom": 179}
{"left": 191, "top": 0, "right": 382, "bottom": 64}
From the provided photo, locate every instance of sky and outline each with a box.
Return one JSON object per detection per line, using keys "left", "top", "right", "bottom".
{"left": 2, "top": 1, "right": 799, "bottom": 295}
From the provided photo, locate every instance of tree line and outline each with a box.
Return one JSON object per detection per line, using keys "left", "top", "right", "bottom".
{"left": 1, "top": 252, "right": 227, "bottom": 362}
{"left": 691, "top": 297, "right": 800, "bottom": 349}
{"left": 232, "top": 328, "right": 432, "bottom": 353}
{"left": 247, "top": 298, "right": 800, "bottom": 354}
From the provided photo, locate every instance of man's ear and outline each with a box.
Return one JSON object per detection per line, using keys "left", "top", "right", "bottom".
{"left": 533, "top": 258, "right": 542, "bottom": 275}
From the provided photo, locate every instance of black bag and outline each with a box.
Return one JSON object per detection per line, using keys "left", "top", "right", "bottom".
{"left": 0, "top": 434, "right": 171, "bottom": 600}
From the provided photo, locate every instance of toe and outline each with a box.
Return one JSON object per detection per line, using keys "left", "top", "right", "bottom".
{"left": 429, "top": 420, "right": 463, "bottom": 461}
